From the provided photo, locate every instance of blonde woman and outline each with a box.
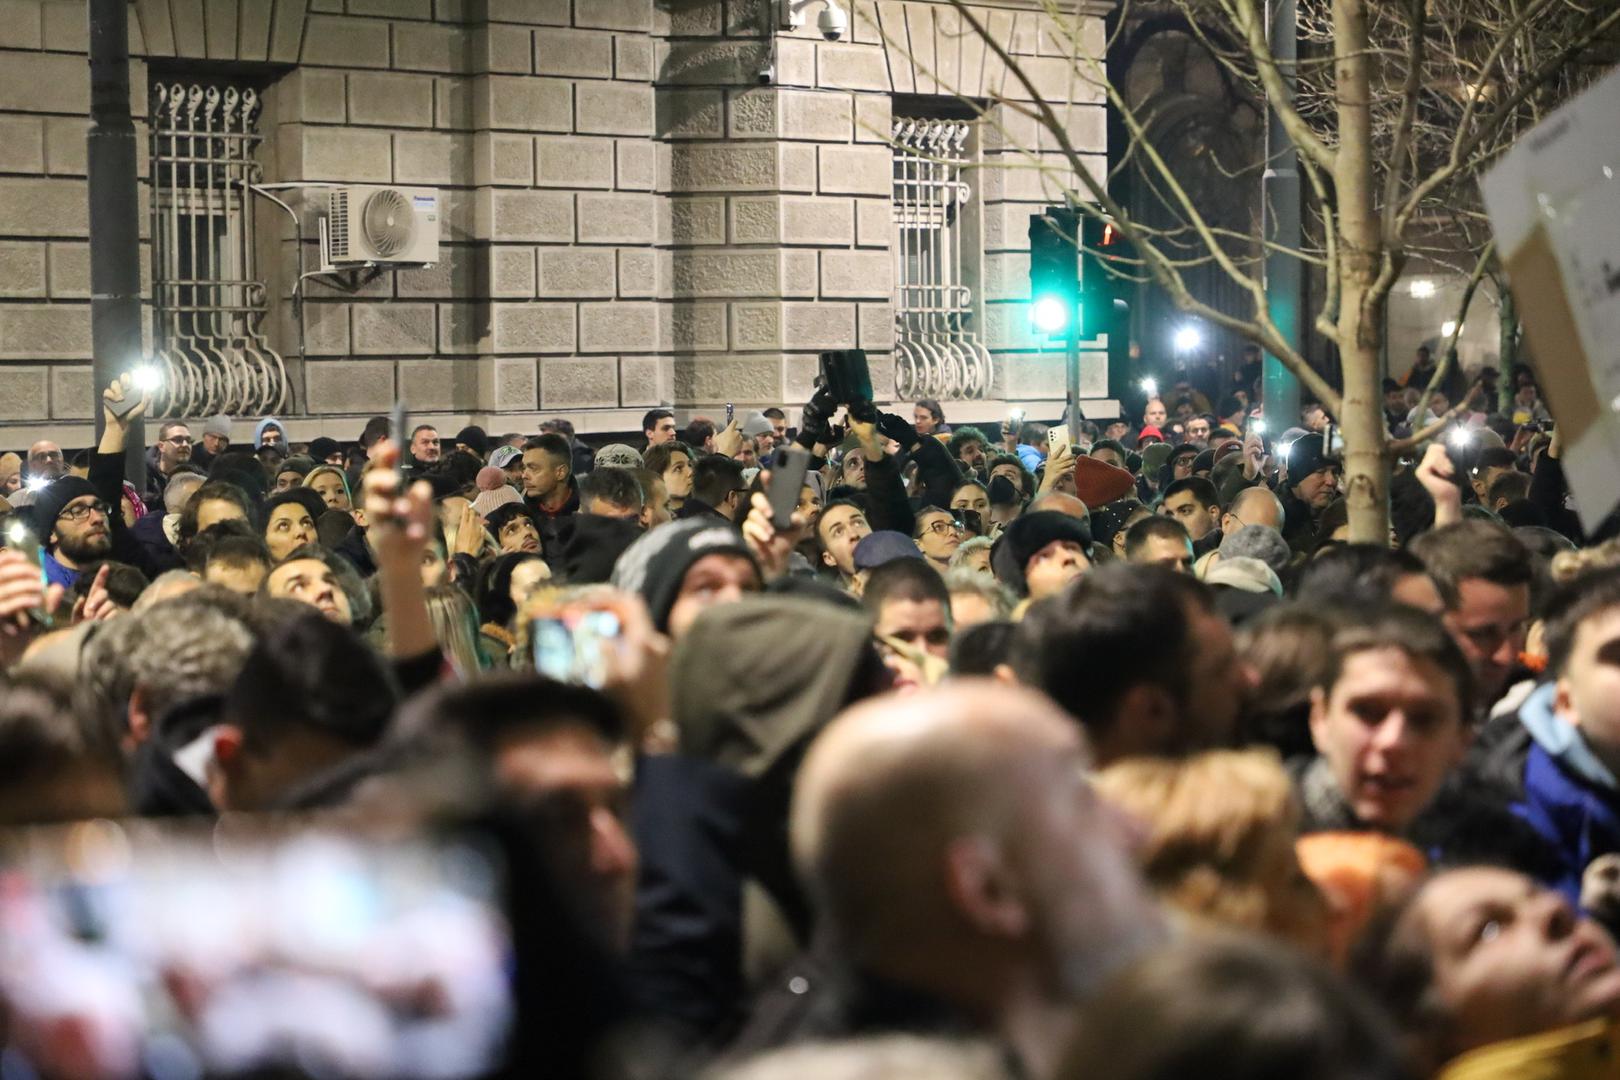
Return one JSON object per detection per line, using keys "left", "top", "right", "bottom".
{"left": 424, "top": 583, "right": 488, "bottom": 678}
{"left": 1096, "top": 749, "right": 1329, "bottom": 955}
{"left": 303, "top": 464, "right": 353, "bottom": 513}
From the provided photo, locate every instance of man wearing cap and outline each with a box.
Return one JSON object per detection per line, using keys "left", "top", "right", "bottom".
{"left": 307, "top": 436, "right": 343, "bottom": 467}
{"left": 740, "top": 411, "right": 777, "bottom": 464}
{"left": 192, "top": 415, "right": 232, "bottom": 470}
{"left": 847, "top": 528, "right": 919, "bottom": 598}
{"left": 594, "top": 444, "right": 645, "bottom": 471}
{"left": 610, "top": 517, "right": 762, "bottom": 639}
{"left": 489, "top": 444, "right": 524, "bottom": 489}
{"left": 1277, "top": 431, "right": 1339, "bottom": 551}
{"left": 992, "top": 509, "right": 1093, "bottom": 604}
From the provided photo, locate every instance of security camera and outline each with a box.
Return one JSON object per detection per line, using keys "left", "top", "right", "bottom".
{"left": 817, "top": 0, "right": 848, "bottom": 40}
{"left": 780, "top": 0, "right": 847, "bottom": 40}
{"left": 757, "top": 59, "right": 775, "bottom": 85}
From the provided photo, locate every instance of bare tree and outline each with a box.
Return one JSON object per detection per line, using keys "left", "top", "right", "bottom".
{"left": 919, "top": 0, "right": 1619, "bottom": 540}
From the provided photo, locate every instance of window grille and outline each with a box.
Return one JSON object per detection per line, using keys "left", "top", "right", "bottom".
{"left": 149, "top": 79, "right": 287, "bottom": 417}
{"left": 891, "top": 117, "right": 992, "bottom": 400}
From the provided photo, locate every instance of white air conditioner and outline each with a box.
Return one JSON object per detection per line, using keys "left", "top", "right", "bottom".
{"left": 318, "top": 185, "right": 440, "bottom": 271}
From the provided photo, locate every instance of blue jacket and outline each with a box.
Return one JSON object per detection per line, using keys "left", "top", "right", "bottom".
{"left": 1015, "top": 442, "right": 1045, "bottom": 474}
{"left": 1510, "top": 683, "right": 1620, "bottom": 903}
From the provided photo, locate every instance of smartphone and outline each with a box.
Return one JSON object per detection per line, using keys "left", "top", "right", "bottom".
{"left": 958, "top": 508, "right": 985, "bottom": 536}
{"left": 105, "top": 383, "right": 144, "bottom": 420}
{"left": 818, "top": 350, "right": 873, "bottom": 405}
{"left": 532, "top": 610, "right": 621, "bottom": 689}
{"left": 725, "top": 402, "right": 735, "bottom": 426}
{"left": 1048, "top": 423, "right": 1071, "bottom": 453}
{"left": 767, "top": 445, "right": 813, "bottom": 531}
{"left": 2, "top": 518, "right": 51, "bottom": 628}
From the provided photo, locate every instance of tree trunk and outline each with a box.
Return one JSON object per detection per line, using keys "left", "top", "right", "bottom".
{"left": 1331, "top": 0, "right": 1392, "bottom": 544}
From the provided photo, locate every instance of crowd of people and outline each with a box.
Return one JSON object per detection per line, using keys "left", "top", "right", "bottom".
{"left": 0, "top": 361, "right": 1617, "bottom": 1080}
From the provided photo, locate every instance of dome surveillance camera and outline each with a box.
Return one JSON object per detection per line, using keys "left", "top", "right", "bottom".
{"left": 817, "top": 1, "right": 848, "bottom": 40}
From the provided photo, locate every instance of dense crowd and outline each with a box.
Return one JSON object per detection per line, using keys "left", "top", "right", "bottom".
{"left": 0, "top": 357, "right": 1616, "bottom": 1080}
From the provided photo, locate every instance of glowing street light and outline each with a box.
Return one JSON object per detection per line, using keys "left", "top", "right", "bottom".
{"left": 1173, "top": 325, "right": 1202, "bottom": 353}
{"left": 1441, "top": 320, "right": 1459, "bottom": 338}
{"left": 1409, "top": 278, "right": 1436, "bottom": 299}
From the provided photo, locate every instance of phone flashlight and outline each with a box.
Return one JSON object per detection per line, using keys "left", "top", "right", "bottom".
{"left": 1140, "top": 377, "right": 1158, "bottom": 397}
{"left": 1250, "top": 418, "right": 1267, "bottom": 436}
{"left": 1447, "top": 427, "right": 1473, "bottom": 450}
{"left": 25, "top": 475, "right": 49, "bottom": 493}
{"left": 132, "top": 366, "right": 163, "bottom": 392}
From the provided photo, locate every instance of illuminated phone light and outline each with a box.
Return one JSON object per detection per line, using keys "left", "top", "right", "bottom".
{"left": 1448, "top": 427, "right": 1473, "bottom": 449}
{"left": 25, "top": 475, "right": 50, "bottom": 493}
{"left": 1172, "top": 325, "right": 1202, "bottom": 353}
{"left": 5, "top": 521, "right": 27, "bottom": 545}
{"left": 1409, "top": 279, "right": 1436, "bottom": 299}
{"left": 132, "top": 365, "right": 163, "bottom": 392}
{"left": 1250, "top": 418, "right": 1267, "bottom": 435}
{"left": 1140, "top": 377, "right": 1158, "bottom": 397}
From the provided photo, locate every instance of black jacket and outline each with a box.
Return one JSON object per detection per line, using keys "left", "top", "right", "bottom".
{"left": 90, "top": 449, "right": 167, "bottom": 579}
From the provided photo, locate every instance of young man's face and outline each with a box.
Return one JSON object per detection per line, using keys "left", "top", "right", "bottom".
{"left": 1090, "top": 446, "right": 1126, "bottom": 471}
{"left": 205, "top": 558, "right": 268, "bottom": 596}
{"left": 195, "top": 498, "right": 247, "bottom": 534}
{"left": 261, "top": 426, "right": 284, "bottom": 448}
{"left": 646, "top": 417, "right": 677, "bottom": 446}
{"left": 913, "top": 405, "right": 938, "bottom": 434}
{"left": 497, "top": 513, "right": 542, "bottom": 554}
{"left": 157, "top": 425, "right": 193, "bottom": 470}
{"left": 989, "top": 462, "right": 1025, "bottom": 497}
{"left": 493, "top": 723, "right": 638, "bottom": 952}
{"left": 841, "top": 453, "right": 866, "bottom": 489}
{"left": 521, "top": 449, "right": 566, "bottom": 498}
{"left": 266, "top": 558, "right": 352, "bottom": 624}
{"left": 1442, "top": 576, "right": 1531, "bottom": 704}
{"left": 1405, "top": 867, "right": 1620, "bottom": 1057}
{"left": 1555, "top": 606, "right": 1620, "bottom": 758}
{"left": 874, "top": 596, "right": 951, "bottom": 660}
{"left": 1129, "top": 534, "right": 1193, "bottom": 573}
{"left": 818, "top": 504, "right": 871, "bottom": 577}
{"left": 1161, "top": 490, "right": 1219, "bottom": 541}
{"left": 1186, "top": 418, "right": 1210, "bottom": 444}
{"left": 957, "top": 440, "right": 986, "bottom": 470}
{"left": 1309, "top": 646, "right": 1466, "bottom": 831}
{"left": 52, "top": 495, "right": 113, "bottom": 564}
{"left": 666, "top": 553, "right": 760, "bottom": 639}
{"left": 203, "top": 431, "right": 229, "bottom": 455}
{"left": 1025, "top": 540, "right": 1089, "bottom": 600}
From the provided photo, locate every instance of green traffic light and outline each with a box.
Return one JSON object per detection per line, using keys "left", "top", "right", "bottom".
{"left": 1032, "top": 295, "right": 1070, "bottom": 334}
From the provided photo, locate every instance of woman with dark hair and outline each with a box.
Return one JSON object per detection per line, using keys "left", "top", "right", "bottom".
{"left": 913, "top": 399, "right": 947, "bottom": 437}
{"left": 474, "top": 551, "right": 550, "bottom": 667}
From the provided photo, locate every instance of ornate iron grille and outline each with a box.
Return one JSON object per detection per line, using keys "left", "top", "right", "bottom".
{"left": 149, "top": 80, "right": 287, "bottom": 417}
{"left": 891, "top": 117, "right": 992, "bottom": 400}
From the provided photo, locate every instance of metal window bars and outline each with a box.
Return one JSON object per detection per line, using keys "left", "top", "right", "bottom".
{"left": 891, "top": 118, "right": 993, "bottom": 401}
{"left": 148, "top": 80, "right": 288, "bottom": 418}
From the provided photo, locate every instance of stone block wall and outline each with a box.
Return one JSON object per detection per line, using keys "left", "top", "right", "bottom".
{"left": 0, "top": 0, "right": 1109, "bottom": 440}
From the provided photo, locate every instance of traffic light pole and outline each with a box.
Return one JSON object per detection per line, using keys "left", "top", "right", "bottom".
{"left": 1066, "top": 296, "right": 1081, "bottom": 432}
{"left": 88, "top": 0, "right": 145, "bottom": 485}
{"left": 1261, "top": 0, "right": 1302, "bottom": 428}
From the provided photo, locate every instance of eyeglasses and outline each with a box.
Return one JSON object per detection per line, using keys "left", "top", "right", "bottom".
{"left": 59, "top": 499, "right": 111, "bottom": 523}
{"left": 922, "top": 518, "right": 964, "bottom": 537}
{"left": 164, "top": 435, "right": 192, "bottom": 445}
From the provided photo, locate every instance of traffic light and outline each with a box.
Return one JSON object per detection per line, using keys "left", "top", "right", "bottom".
{"left": 1027, "top": 207, "right": 1078, "bottom": 338}
{"left": 1079, "top": 213, "right": 1123, "bottom": 337}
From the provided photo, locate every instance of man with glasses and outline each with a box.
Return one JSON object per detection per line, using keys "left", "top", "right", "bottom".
{"left": 912, "top": 507, "right": 964, "bottom": 574}
{"left": 29, "top": 477, "right": 113, "bottom": 589}
{"left": 26, "top": 440, "right": 66, "bottom": 486}
{"left": 147, "top": 422, "right": 194, "bottom": 506}
{"left": 1411, "top": 520, "right": 1533, "bottom": 711}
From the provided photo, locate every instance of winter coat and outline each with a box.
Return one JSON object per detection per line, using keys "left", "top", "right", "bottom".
{"left": 1475, "top": 682, "right": 1620, "bottom": 904}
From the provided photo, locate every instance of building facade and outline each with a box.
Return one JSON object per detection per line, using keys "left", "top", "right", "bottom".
{"left": 0, "top": 0, "right": 1109, "bottom": 443}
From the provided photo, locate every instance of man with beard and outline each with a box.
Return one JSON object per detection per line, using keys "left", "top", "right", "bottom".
{"left": 30, "top": 477, "right": 113, "bottom": 589}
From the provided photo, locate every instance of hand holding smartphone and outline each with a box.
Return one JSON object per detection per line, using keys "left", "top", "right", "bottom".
{"left": 766, "top": 446, "right": 813, "bottom": 531}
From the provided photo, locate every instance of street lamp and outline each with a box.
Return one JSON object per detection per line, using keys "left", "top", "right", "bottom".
{"left": 1173, "top": 325, "right": 1202, "bottom": 353}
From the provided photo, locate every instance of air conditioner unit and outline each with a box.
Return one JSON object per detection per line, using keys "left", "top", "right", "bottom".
{"left": 318, "top": 185, "right": 440, "bottom": 271}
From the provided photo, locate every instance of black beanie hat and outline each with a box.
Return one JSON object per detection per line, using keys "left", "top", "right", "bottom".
{"left": 308, "top": 436, "right": 341, "bottom": 462}
{"left": 991, "top": 510, "right": 1094, "bottom": 596}
{"left": 610, "top": 518, "right": 758, "bottom": 632}
{"left": 28, "top": 476, "right": 98, "bottom": 537}
{"left": 455, "top": 426, "right": 490, "bottom": 458}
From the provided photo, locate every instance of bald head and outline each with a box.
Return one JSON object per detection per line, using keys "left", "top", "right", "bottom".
{"left": 1225, "top": 485, "right": 1284, "bottom": 533}
{"left": 792, "top": 680, "right": 1159, "bottom": 1010}
{"left": 1028, "top": 492, "right": 1089, "bottom": 522}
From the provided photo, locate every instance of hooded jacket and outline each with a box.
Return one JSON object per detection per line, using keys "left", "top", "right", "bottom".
{"left": 629, "top": 596, "right": 883, "bottom": 1043}
{"left": 1475, "top": 683, "right": 1620, "bottom": 903}
{"left": 254, "top": 416, "right": 286, "bottom": 447}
